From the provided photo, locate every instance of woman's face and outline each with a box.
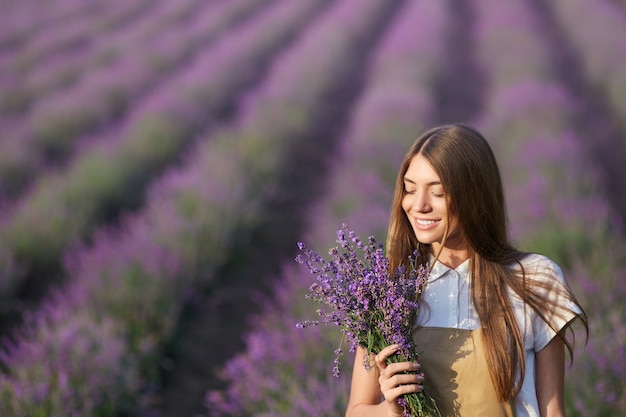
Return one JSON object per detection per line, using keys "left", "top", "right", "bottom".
{"left": 401, "top": 153, "right": 466, "bottom": 254}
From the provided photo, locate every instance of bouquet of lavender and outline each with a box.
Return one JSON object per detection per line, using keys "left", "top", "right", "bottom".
{"left": 295, "top": 224, "right": 440, "bottom": 417}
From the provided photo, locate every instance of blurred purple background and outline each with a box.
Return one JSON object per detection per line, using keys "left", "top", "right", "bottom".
{"left": 0, "top": 0, "right": 624, "bottom": 416}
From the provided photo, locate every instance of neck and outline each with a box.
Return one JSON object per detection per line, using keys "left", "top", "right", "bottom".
{"left": 431, "top": 243, "right": 469, "bottom": 269}
{"left": 436, "top": 251, "right": 469, "bottom": 269}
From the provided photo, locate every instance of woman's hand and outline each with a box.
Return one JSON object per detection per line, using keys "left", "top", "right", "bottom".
{"left": 374, "top": 344, "right": 424, "bottom": 417}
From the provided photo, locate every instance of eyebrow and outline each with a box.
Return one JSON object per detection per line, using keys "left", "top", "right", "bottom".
{"left": 403, "top": 177, "right": 441, "bottom": 186}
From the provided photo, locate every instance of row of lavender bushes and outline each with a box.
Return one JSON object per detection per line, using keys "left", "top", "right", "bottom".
{"left": 0, "top": 0, "right": 271, "bottom": 200}
{"left": 544, "top": 0, "right": 626, "bottom": 224}
{"left": 2, "top": 0, "right": 157, "bottom": 70}
{"left": 207, "top": 0, "right": 626, "bottom": 415}
{"left": 0, "top": 0, "right": 397, "bottom": 415}
{"left": 0, "top": 1, "right": 197, "bottom": 136}
{"left": 549, "top": 0, "right": 626, "bottom": 137}
{"left": 0, "top": 0, "right": 154, "bottom": 95}
{"left": 0, "top": 0, "right": 206, "bottom": 116}
{"left": 0, "top": 0, "right": 129, "bottom": 55}
{"left": 205, "top": 0, "right": 451, "bottom": 414}
{"left": 0, "top": 0, "right": 322, "bottom": 312}
{"left": 472, "top": 0, "right": 590, "bottom": 248}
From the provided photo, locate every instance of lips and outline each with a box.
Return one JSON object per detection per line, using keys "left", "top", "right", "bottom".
{"left": 416, "top": 218, "right": 439, "bottom": 226}
{"left": 413, "top": 217, "right": 441, "bottom": 232}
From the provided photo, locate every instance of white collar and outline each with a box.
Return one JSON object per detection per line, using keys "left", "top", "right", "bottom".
{"left": 428, "top": 257, "right": 470, "bottom": 283}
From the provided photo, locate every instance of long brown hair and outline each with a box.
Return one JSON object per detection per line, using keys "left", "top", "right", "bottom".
{"left": 386, "top": 124, "right": 587, "bottom": 400}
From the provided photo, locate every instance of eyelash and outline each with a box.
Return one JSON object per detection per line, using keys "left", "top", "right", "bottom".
{"left": 404, "top": 189, "right": 444, "bottom": 198}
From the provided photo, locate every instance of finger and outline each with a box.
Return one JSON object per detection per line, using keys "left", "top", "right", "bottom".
{"left": 385, "top": 381, "right": 425, "bottom": 399}
{"left": 381, "top": 360, "right": 421, "bottom": 377}
{"left": 374, "top": 352, "right": 385, "bottom": 367}
{"left": 380, "top": 368, "right": 424, "bottom": 387}
{"left": 382, "top": 344, "right": 399, "bottom": 356}
{"left": 380, "top": 373, "right": 425, "bottom": 401}
{"left": 375, "top": 344, "right": 399, "bottom": 366}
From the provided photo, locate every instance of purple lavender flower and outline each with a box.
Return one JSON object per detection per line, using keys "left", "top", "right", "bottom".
{"left": 296, "top": 224, "right": 440, "bottom": 417}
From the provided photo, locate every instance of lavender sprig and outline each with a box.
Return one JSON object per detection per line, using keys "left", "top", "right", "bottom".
{"left": 296, "top": 224, "right": 440, "bottom": 417}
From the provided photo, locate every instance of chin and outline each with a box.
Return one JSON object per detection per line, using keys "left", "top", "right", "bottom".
{"left": 412, "top": 231, "right": 443, "bottom": 246}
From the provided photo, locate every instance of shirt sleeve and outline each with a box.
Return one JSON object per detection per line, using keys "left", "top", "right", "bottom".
{"left": 529, "top": 254, "right": 582, "bottom": 351}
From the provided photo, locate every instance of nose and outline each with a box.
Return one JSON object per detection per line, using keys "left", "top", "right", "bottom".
{"left": 411, "top": 190, "right": 431, "bottom": 213}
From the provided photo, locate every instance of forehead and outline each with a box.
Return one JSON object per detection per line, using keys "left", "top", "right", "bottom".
{"left": 404, "top": 154, "right": 440, "bottom": 183}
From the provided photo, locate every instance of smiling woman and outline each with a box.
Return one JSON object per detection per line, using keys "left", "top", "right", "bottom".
{"left": 345, "top": 124, "right": 588, "bottom": 417}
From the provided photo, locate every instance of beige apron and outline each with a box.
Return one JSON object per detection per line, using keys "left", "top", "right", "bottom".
{"left": 412, "top": 327, "right": 516, "bottom": 417}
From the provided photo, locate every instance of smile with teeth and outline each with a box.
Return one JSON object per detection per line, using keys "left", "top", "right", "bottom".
{"left": 416, "top": 219, "right": 439, "bottom": 226}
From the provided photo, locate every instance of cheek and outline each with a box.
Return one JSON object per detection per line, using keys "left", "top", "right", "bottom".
{"left": 437, "top": 198, "right": 451, "bottom": 216}
{"left": 401, "top": 194, "right": 412, "bottom": 213}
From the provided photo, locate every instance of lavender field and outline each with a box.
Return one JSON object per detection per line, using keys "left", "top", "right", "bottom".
{"left": 0, "top": 0, "right": 624, "bottom": 416}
